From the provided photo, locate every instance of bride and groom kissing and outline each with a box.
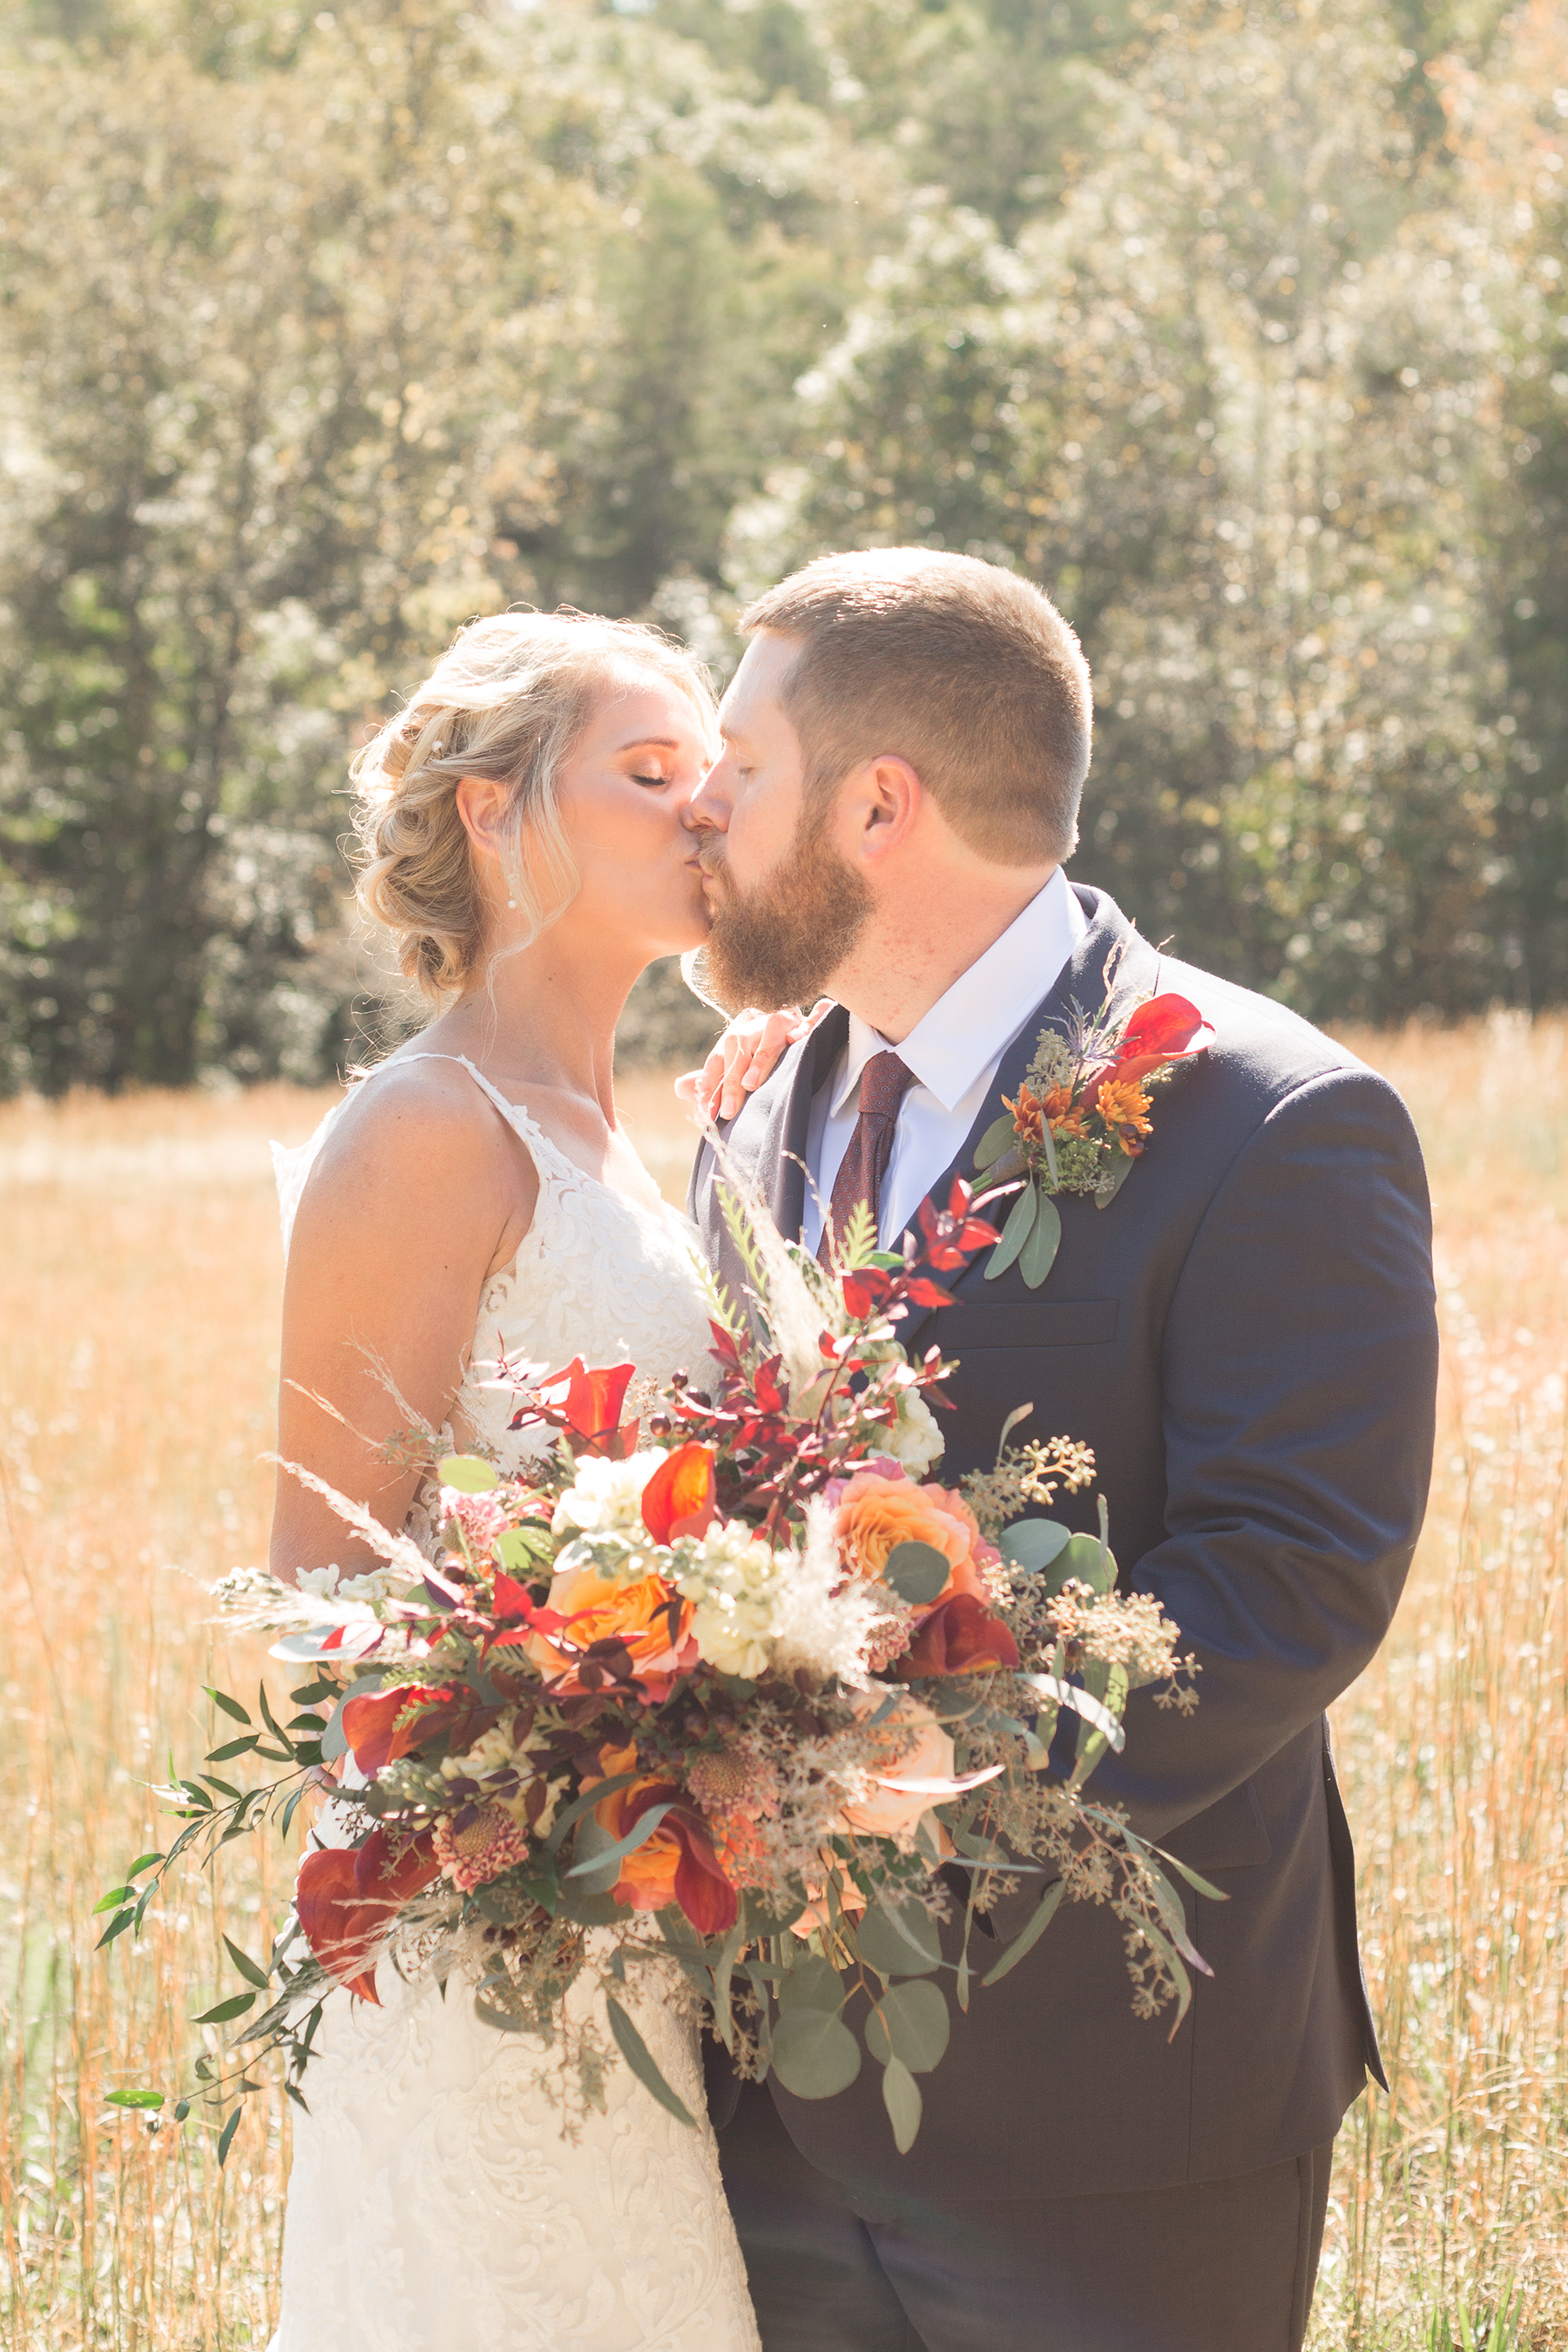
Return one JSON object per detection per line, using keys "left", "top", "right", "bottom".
{"left": 267, "top": 548, "right": 1438, "bottom": 2352}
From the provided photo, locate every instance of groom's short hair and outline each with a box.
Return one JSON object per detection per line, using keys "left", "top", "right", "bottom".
{"left": 740, "top": 548, "right": 1092, "bottom": 865}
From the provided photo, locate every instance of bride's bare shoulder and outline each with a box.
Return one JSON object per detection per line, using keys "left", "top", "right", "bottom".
{"left": 293, "top": 1053, "right": 529, "bottom": 1254}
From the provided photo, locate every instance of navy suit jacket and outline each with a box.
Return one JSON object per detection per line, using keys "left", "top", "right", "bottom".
{"left": 688, "top": 884, "right": 1438, "bottom": 2201}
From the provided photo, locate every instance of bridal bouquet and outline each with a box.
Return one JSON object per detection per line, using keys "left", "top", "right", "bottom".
{"left": 101, "top": 1178, "right": 1210, "bottom": 2159}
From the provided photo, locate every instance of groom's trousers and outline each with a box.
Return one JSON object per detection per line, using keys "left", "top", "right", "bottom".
{"left": 719, "top": 2080, "right": 1332, "bottom": 2352}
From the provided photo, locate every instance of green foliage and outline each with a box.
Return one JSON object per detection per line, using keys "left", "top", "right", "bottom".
{"left": 2, "top": 0, "right": 1565, "bottom": 1087}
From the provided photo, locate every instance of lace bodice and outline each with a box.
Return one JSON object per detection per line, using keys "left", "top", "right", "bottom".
{"left": 273, "top": 1051, "right": 719, "bottom": 1467}
{"left": 267, "top": 1052, "right": 759, "bottom": 2352}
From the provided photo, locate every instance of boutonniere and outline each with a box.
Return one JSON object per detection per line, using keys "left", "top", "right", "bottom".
{"left": 972, "top": 980, "right": 1215, "bottom": 1288}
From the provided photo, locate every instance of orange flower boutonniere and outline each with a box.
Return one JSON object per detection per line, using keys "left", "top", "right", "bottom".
{"left": 972, "top": 983, "right": 1214, "bottom": 1288}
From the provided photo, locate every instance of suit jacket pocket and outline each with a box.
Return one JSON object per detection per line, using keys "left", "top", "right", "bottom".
{"left": 1162, "top": 1776, "right": 1272, "bottom": 1873}
{"left": 936, "top": 1298, "right": 1119, "bottom": 1349}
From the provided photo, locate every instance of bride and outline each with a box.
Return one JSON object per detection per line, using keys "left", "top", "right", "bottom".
{"left": 267, "top": 612, "right": 779, "bottom": 2352}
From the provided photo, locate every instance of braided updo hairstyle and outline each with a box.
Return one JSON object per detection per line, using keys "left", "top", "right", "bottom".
{"left": 351, "top": 612, "right": 716, "bottom": 999}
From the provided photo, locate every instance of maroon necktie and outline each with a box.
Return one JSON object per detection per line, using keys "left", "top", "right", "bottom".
{"left": 817, "top": 1051, "right": 916, "bottom": 1265}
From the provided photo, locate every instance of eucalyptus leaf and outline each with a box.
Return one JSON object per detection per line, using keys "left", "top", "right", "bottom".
{"left": 777, "top": 1955, "right": 843, "bottom": 2013}
{"left": 1058, "top": 1531, "right": 1115, "bottom": 1596}
{"left": 770, "top": 2008, "right": 862, "bottom": 2099}
{"left": 193, "top": 1991, "right": 257, "bottom": 2026}
{"left": 999, "top": 1518, "right": 1072, "bottom": 1576}
{"left": 216, "top": 2109, "right": 242, "bottom": 2167}
{"left": 1134, "top": 1919, "right": 1194, "bottom": 2028}
{"left": 605, "top": 1997, "right": 700, "bottom": 2126}
{"left": 740, "top": 1886, "right": 811, "bottom": 1941}
{"left": 972, "top": 1112, "right": 1017, "bottom": 1170}
{"left": 983, "top": 1179, "right": 1037, "bottom": 1282}
{"left": 1096, "top": 1151, "right": 1139, "bottom": 1211}
{"left": 864, "top": 1977, "right": 950, "bottom": 2074}
{"left": 854, "top": 1897, "right": 941, "bottom": 1979}
{"left": 1018, "top": 1188, "right": 1062, "bottom": 1288}
{"left": 880, "top": 2055, "right": 923, "bottom": 2153}
{"left": 994, "top": 1402, "right": 1035, "bottom": 1455}
{"left": 473, "top": 1993, "right": 530, "bottom": 2033}
{"left": 566, "top": 1801, "right": 673, "bottom": 1885}
{"left": 222, "top": 1936, "right": 270, "bottom": 1991}
{"left": 882, "top": 1540, "right": 951, "bottom": 1607}
{"left": 544, "top": 1771, "right": 641, "bottom": 1855}
{"left": 318, "top": 1698, "right": 349, "bottom": 1766}
{"left": 105, "top": 2088, "right": 165, "bottom": 2112}
{"left": 202, "top": 1687, "right": 251, "bottom": 1726}
{"left": 982, "top": 1882, "right": 1065, "bottom": 1986}
{"left": 1154, "top": 1851, "right": 1228, "bottom": 1904}
{"left": 1021, "top": 1674, "right": 1125, "bottom": 1752}
{"left": 556, "top": 1886, "right": 624, "bottom": 1927}
{"left": 436, "top": 1453, "right": 500, "bottom": 1494}
{"left": 1038, "top": 1117, "right": 1059, "bottom": 1189}
{"left": 713, "top": 1926, "right": 744, "bottom": 2051}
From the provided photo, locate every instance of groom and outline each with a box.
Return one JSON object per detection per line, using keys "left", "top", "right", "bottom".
{"left": 684, "top": 549, "right": 1438, "bottom": 2352}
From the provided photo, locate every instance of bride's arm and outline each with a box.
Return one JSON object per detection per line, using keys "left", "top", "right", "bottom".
{"left": 270, "top": 1071, "right": 536, "bottom": 1584}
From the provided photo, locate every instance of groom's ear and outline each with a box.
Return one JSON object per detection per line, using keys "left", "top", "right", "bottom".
{"left": 845, "top": 754, "right": 923, "bottom": 865}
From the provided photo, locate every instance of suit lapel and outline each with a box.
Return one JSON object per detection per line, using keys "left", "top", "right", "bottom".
{"left": 900, "top": 886, "right": 1161, "bottom": 1341}
{"left": 699, "top": 888, "right": 1159, "bottom": 1328}
{"left": 768, "top": 1004, "right": 848, "bottom": 1241}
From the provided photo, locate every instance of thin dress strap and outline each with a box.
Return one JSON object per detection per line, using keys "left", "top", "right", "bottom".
{"left": 272, "top": 1050, "right": 558, "bottom": 1260}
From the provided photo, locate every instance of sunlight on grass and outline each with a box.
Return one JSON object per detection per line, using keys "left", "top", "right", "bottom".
{"left": 0, "top": 1032, "right": 1563, "bottom": 2349}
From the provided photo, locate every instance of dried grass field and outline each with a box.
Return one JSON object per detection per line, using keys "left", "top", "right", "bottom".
{"left": 0, "top": 1030, "right": 1563, "bottom": 2349}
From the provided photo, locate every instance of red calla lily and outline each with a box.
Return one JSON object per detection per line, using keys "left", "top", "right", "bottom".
{"left": 672, "top": 1815, "right": 740, "bottom": 1934}
{"left": 640, "top": 1442, "right": 718, "bottom": 1544}
{"left": 294, "top": 1827, "right": 440, "bottom": 2001}
{"left": 1079, "top": 992, "right": 1215, "bottom": 1108}
{"left": 341, "top": 1684, "right": 455, "bottom": 1774}
{"left": 537, "top": 1357, "right": 636, "bottom": 1450}
{"left": 592, "top": 1771, "right": 739, "bottom": 1934}
{"left": 1116, "top": 993, "right": 1210, "bottom": 1062}
{"left": 896, "top": 1592, "right": 1020, "bottom": 1680}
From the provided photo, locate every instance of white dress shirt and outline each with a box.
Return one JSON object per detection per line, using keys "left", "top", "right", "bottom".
{"left": 801, "top": 868, "right": 1088, "bottom": 1254}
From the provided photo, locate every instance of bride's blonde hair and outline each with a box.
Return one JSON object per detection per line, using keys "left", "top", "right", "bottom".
{"left": 352, "top": 611, "right": 715, "bottom": 998}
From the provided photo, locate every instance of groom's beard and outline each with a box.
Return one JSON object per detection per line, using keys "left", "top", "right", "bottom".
{"left": 699, "top": 817, "right": 871, "bottom": 1014}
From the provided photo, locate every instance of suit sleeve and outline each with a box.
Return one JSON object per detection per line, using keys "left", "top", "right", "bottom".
{"left": 1089, "top": 1064, "right": 1438, "bottom": 1845}
{"left": 686, "top": 1133, "right": 709, "bottom": 1224}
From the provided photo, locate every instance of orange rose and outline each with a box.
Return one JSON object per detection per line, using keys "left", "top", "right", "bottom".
{"left": 840, "top": 1688, "right": 956, "bottom": 1844}
{"left": 527, "top": 1563, "right": 697, "bottom": 1697}
{"left": 835, "top": 1472, "right": 992, "bottom": 1608}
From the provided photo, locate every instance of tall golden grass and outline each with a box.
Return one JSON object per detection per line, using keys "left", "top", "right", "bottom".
{"left": 0, "top": 1032, "right": 1562, "bottom": 2349}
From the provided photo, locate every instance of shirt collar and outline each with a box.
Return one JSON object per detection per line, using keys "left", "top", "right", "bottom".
{"left": 830, "top": 868, "right": 1087, "bottom": 1117}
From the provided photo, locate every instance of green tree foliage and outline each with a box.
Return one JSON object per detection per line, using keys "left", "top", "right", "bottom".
{"left": 767, "top": 2, "right": 1549, "bottom": 1021}
{"left": 0, "top": 0, "right": 1563, "bottom": 1084}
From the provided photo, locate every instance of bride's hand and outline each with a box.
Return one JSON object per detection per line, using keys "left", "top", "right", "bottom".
{"left": 675, "top": 1001, "right": 833, "bottom": 1123}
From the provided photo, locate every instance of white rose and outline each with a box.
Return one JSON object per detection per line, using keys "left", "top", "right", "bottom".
{"left": 882, "top": 1389, "right": 944, "bottom": 1476}
{"left": 553, "top": 1447, "right": 667, "bottom": 1534}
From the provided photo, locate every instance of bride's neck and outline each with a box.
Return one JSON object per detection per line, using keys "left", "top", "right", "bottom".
{"left": 433, "top": 922, "right": 645, "bottom": 1125}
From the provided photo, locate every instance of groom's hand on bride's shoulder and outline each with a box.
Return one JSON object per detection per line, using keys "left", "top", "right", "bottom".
{"left": 675, "top": 1000, "right": 832, "bottom": 1124}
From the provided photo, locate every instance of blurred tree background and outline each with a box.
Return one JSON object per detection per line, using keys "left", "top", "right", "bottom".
{"left": 0, "top": 0, "right": 1562, "bottom": 1090}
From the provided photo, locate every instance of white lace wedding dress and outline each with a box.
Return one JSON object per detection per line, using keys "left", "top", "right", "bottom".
{"left": 268, "top": 1052, "right": 760, "bottom": 2352}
